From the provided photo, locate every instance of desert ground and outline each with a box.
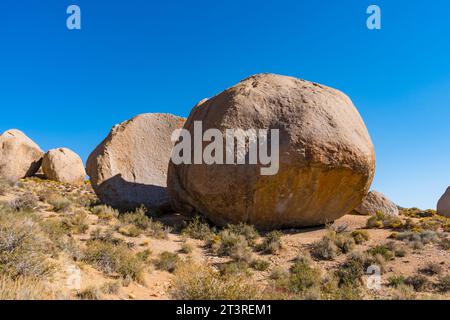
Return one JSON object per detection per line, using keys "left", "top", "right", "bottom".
{"left": 0, "top": 177, "right": 449, "bottom": 300}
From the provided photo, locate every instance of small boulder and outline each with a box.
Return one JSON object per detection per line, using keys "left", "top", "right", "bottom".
{"left": 354, "top": 190, "right": 399, "bottom": 216}
{"left": 437, "top": 187, "right": 450, "bottom": 218}
{"left": 42, "top": 148, "right": 86, "bottom": 186}
{"left": 0, "top": 129, "right": 43, "bottom": 181}
{"left": 86, "top": 113, "right": 186, "bottom": 210}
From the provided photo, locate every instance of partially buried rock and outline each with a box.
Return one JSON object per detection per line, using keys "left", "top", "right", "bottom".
{"left": 354, "top": 190, "right": 399, "bottom": 216}
{"left": 42, "top": 148, "right": 86, "bottom": 186}
{"left": 437, "top": 187, "right": 450, "bottom": 218}
{"left": 0, "top": 129, "right": 43, "bottom": 181}
{"left": 168, "top": 73, "right": 376, "bottom": 229}
{"left": 86, "top": 113, "right": 186, "bottom": 210}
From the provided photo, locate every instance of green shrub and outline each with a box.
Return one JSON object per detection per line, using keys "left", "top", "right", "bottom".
{"left": 62, "top": 210, "right": 89, "bottom": 234}
{"left": 250, "top": 259, "right": 270, "bottom": 271}
{"left": 46, "top": 194, "right": 72, "bottom": 212}
{"left": 217, "top": 261, "right": 249, "bottom": 276}
{"left": 387, "top": 275, "right": 406, "bottom": 288}
{"left": 154, "top": 251, "right": 181, "bottom": 273}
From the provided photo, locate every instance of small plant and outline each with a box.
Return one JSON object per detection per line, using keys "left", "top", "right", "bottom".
{"left": 90, "top": 205, "right": 119, "bottom": 221}
{"left": 101, "top": 281, "right": 121, "bottom": 295}
{"left": 118, "top": 224, "right": 142, "bottom": 237}
{"left": 226, "top": 223, "right": 259, "bottom": 246}
{"left": 250, "top": 259, "right": 270, "bottom": 271}
{"left": 217, "top": 261, "right": 249, "bottom": 276}
{"left": 62, "top": 210, "right": 89, "bottom": 234}
{"left": 9, "top": 192, "right": 39, "bottom": 212}
{"left": 367, "top": 244, "right": 395, "bottom": 261}
{"left": 0, "top": 275, "right": 56, "bottom": 300}
{"left": 154, "top": 251, "right": 181, "bottom": 273}
{"left": 0, "top": 178, "right": 13, "bottom": 196}
{"left": 419, "top": 262, "right": 443, "bottom": 276}
{"left": 83, "top": 240, "right": 144, "bottom": 282}
{"left": 436, "top": 275, "right": 450, "bottom": 293}
{"left": 211, "top": 230, "right": 252, "bottom": 262}
{"left": 77, "top": 286, "right": 103, "bottom": 300}
{"left": 270, "top": 266, "right": 289, "bottom": 280}
{"left": 136, "top": 249, "right": 152, "bottom": 262}
{"left": 273, "top": 254, "right": 321, "bottom": 297}
{"left": 258, "top": 231, "right": 283, "bottom": 254}
{"left": 351, "top": 230, "right": 370, "bottom": 244}
{"left": 311, "top": 235, "right": 339, "bottom": 260}
{"left": 366, "top": 212, "right": 403, "bottom": 230}
{"left": 46, "top": 194, "right": 72, "bottom": 212}
{"left": 119, "top": 207, "right": 170, "bottom": 239}
{"left": 180, "top": 242, "right": 193, "bottom": 254}
{"left": 388, "top": 275, "right": 406, "bottom": 288}
{"left": 404, "top": 274, "right": 429, "bottom": 292}
{"left": 181, "top": 215, "right": 215, "bottom": 241}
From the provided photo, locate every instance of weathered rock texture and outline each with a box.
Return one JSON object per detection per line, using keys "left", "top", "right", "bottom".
{"left": 42, "top": 148, "right": 86, "bottom": 186}
{"left": 0, "top": 129, "right": 43, "bottom": 181}
{"left": 86, "top": 113, "right": 186, "bottom": 210}
{"left": 354, "top": 190, "right": 398, "bottom": 216}
{"left": 437, "top": 187, "right": 450, "bottom": 218}
{"left": 168, "top": 73, "right": 376, "bottom": 229}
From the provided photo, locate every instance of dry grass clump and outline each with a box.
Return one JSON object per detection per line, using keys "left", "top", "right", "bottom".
{"left": 226, "top": 223, "right": 259, "bottom": 246}
{"left": 0, "top": 275, "right": 56, "bottom": 300}
{"left": 367, "top": 212, "right": 403, "bottom": 230}
{"left": 257, "top": 231, "right": 283, "bottom": 254}
{"left": 404, "top": 274, "right": 430, "bottom": 292}
{"left": 62, "top": 210, "right": 89, "bottom": 234}
{"left": 0, "top": 212, "right": 54, "bottom": 279}
{"left": 436, "top": 275, "right": 450, "bottom": 293}
{"left": 209, "top": 230, "right": 252, "bottom": 262}
{"left": 83, "top": 239, "right": 145, "bottom": 283}
{"left": 366, "top": 241, "right": 407, "bottom": 261}
{"left": 8, "top": 192, "right": 39, "bottom": 212}
{"left": 42, "top": 192, "right": 72, "bottom": 212}
{"left": 0, "top": 178, "right": 14, "bottom": 196}
{"left": 272, "top": 254, "right": 322, "bottom": 299}
{"left": 311, "top": 230, "right": 355, "bottom": 260}
{"left": 217, "top": 261, "right": 250, "bottom": 276}
{"left": 171, "top": 262, "right": 262, "bottom": 300}
{"left": 181, "top": 215, "right": 216, "bottom": 241}
{"left": 394, "top": 230, "right": 446, "bottom": 249}
{"left": 90, "top": 205, "right": 119, "bottom": 221}
{"left": 250, "top": 258, "right": 270, "bottom": 271}
{"left": 401, "top": 208, "right": 436, "bottom": 218}
{"left": 419, "top": 262, "right": 443, "bottom": 276}
{"left": 351, "top": 230, "right": 370, "bottom": 244}
{"left": 76, "top": 286, "right": 103, "bottom": 300}
{"left": 154, "top": 251, "right": 181, "bottom": 273}
{"left": 119, "top": 206, "right": 170, "bottom": 239}
{"left": 179, "top": 241, "right": 193, "bottom": 254}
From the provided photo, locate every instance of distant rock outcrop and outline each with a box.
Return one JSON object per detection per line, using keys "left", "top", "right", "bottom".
{"left": 437, "top": 187, "right": 450, "bottom": 218}
{"left": 0, "top": 129, "right": 43, "bottom": 181}
{"left": 42, "top": 148, "right": 86, "bottom": 186}
{"left": 86, "top": 113, "right": 186, "bottom": 210}
{"left": 168, "top": 73, "right": 376, "bottom": 229}
{"left": 354, "top": 190, "right": 399, "bottom": 216}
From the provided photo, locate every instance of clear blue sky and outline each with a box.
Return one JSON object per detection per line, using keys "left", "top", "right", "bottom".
{"left": 0, "top": 0, "right": 449, "bottom": 209}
